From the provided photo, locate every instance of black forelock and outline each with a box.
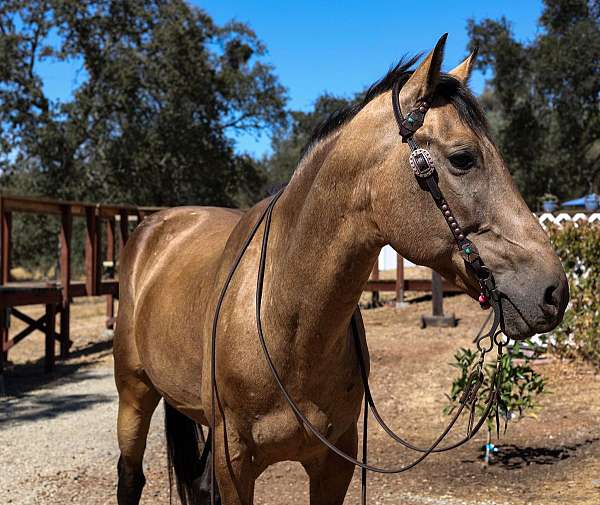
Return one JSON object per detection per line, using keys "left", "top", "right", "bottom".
{"left": 300, "top": 55, "right": 489, "bottom": 159}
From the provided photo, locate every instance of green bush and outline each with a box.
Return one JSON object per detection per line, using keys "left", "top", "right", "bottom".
{"left": 547, "top": 223, "right": 600, "bottom": 365}
{"left": 445, "top": 343, "right": 546, "bottom": 433}
{"left": 445, "top": 343, "right": 546, "bottom": 463}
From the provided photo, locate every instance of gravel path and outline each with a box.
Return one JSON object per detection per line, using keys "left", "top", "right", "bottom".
{"left": 1, "top": 365, "right": 159, "bottom": 504}
{"left": 1, "top": 361, "right": 173, "bottom": 504}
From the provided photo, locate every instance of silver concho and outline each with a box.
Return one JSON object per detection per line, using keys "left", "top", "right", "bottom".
{"left": 409, "top": 148, "right": 435, "bottom": 178}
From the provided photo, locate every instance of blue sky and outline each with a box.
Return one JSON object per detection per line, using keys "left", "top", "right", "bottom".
{"left": 197, "top": 0, "right": 544, "bottom": 156}
{"left": 38, "top": 1, "right": 544, "bottom": 157}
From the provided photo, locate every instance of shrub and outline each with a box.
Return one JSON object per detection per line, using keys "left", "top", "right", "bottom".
{"left": 445, "top": 342, "right": 546, "bottom": 463}
{"left": 445, "top": 343, "right": 546, "bottom": 429}
{"left": 547, "top": 223, "right": 600, "bottom": 365}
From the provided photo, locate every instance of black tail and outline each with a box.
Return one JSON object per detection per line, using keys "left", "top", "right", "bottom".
{"left": 164, "top": 401, "right": 218, "bottom": 505}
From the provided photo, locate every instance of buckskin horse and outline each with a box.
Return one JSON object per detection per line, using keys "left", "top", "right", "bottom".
{"left": 113, "top": 35, "right": 568, "bottom": 505}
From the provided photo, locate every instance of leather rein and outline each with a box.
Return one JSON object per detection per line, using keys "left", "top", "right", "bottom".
{"left": 209, "top": 80, "right": 508, "bottom": 505}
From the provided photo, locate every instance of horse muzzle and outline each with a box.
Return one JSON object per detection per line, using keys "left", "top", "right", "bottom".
{"left": 496, "top": 267, "right": 569, "bottom": 340}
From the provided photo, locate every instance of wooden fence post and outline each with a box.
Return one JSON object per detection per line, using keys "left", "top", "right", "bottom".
{"left": 421, "top": 271, "right": 457, "bottom": 328}
{"left": 105, "top": 218, "right": 116, "bottom": 329}
{"left": 59, "top": 205, "right": 72, "bottom": 358}
{"left": 370, "top": 260, "right": 380, "bottom": 307}
{"left": 44, "top": 303, "right": 56, "bottom": 372}
{"left": 1, "top": 206, "right": 12, "bottom": 285}
{"left": 85, "top": 206, "right": 101, "bottom": 296}
{"left": 118, "top": 210, "right": 129, "bottom": 250}
{"left": 395, "top": 254, "right": 407, "bottom": 308}
{"left": 1, "top": 198, "right": 12, "bottom": 378}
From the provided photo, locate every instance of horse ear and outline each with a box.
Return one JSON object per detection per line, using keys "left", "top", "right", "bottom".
{"left": 449, "top": 47, "right": 478, "bottom": 85}
{"left": 399, "top": 33, "right": 447, "bottom": 110}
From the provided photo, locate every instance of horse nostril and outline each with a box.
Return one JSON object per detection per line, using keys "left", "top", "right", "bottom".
{"left": 543, "top": 284, "right": 559, "bottom": 309}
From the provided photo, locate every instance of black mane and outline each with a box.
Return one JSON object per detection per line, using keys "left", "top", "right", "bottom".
{"left": 300, "top": 55, "right": 489, "bottom": 159}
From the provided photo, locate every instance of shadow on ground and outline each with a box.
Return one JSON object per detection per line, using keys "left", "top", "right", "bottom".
{"left": 464, "top": 437, "right": 600, "bottom": 470}
{"left": 1, "top": 337, "right": 113, "bottom": 398}
{"left": 0, "top": 386, "right": 113, "bottom": 426}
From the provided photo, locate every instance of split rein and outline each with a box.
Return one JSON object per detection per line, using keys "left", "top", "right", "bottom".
{"left": 209, "top": 82, "right": 509, "bottom": 505}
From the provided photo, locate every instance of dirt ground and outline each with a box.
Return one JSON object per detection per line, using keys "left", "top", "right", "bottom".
{"left": 2, "top": 291, "right": 600, "bottom": 505}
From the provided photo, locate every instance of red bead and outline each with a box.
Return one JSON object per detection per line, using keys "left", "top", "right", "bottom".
{"left": 478, "top": 294, "right": 490, "bottom": 309}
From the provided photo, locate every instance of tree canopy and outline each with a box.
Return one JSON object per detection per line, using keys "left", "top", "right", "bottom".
{"left": 468, "top": 0, "right": 600, "bottom": 205}
{"left": 1, "top": 0, "right": 598, "bottom": 210}
{"left": 262, "top": 93, "right": 356, "bottom": 185}
{"left": 0, "top": 0, "right": 287, "bottom": 207}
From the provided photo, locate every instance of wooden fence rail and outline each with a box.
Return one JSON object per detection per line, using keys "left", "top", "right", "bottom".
{"left": 365, "top": 259, "right": 460, "bottom": 304}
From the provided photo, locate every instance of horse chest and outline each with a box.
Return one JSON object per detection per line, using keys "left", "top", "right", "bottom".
{"left": 240, "top": 363, "right": 364, "bottom": 464}
{"left": 249, "top": 392, "right": 359, "bottom": 464}
{"left": 213, "top": 309, "right": 366, "bottom": 463}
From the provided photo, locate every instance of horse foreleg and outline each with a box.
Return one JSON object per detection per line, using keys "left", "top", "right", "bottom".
{"left": 213, "top": 421, "right": 256, "bottom": 505}
{"left": 302, "top": 424, "right": 358, "bottom": 505}
{"left": 116, "top": 375, "right": 161, "bottom": 505}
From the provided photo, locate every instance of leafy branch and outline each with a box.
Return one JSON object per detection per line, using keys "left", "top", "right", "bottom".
{"left": 445, "top": 341, "right": 547, "bottom": 463}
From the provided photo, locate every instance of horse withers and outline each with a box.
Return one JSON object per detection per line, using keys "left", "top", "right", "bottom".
{"left": 113, "top": 35, "right": 568, "bottom": 505}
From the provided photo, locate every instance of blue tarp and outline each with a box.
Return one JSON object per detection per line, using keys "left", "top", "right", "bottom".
{"left": 562, "top": 197, "right": 586, "bottom": 206}
{"left": 562, "top": 194, "right": 598, "bottom": 207}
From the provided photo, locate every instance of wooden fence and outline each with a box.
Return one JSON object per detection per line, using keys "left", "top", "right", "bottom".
{"left": 365, "top": 256, "right": 459, "bottom": 307}
{"left": 0, "top": 194, "right": 161, "bottom": 383}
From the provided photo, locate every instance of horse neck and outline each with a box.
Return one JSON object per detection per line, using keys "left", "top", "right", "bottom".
{"left": 267, "top": 133, "right": 382, "bottom": 341}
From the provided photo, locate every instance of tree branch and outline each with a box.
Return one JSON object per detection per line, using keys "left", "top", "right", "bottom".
{"left": 221, "top": 112, "right": 253, "bottom": 130}
{"left": 222, "top": 112, "right": 265, "bottom": 131}
{"left": 28, "top": 24, "right": 42, "bottom": 80}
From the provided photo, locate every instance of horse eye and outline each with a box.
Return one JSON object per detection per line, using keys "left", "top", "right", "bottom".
{"left": 448, "top": 151, "right": 476, "bottom": 171}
